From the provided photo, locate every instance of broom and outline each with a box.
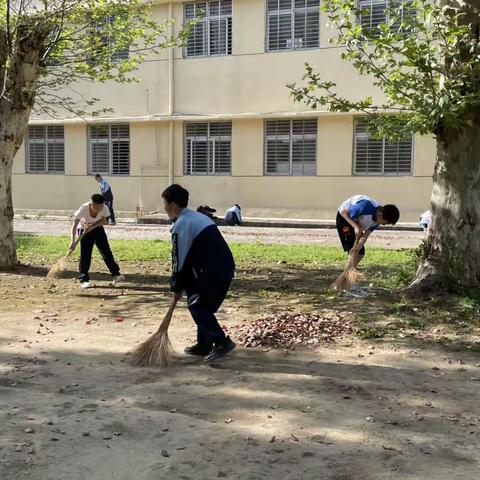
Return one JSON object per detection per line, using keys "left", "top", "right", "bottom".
{"left": 132, "top": 300, "right": 177, "bottom": 367}
{"left": 332, "top": 236, "right": 364, "bottom": 291}
{"left": 46, "top": 231, "right": 86, "bottom": 278}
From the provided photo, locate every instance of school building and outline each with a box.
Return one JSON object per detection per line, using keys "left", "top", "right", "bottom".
{"left": 12, "top": 0, "right": 434, "bottom": 222}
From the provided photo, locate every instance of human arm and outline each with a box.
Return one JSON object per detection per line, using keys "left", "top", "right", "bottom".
{"left": 340, "top": 208, "right": 362, "bottom": 237}
{"left": 69, "top": 218, "right": 80, "bottom": 251}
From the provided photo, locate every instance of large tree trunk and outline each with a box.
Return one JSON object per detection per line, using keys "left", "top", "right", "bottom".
{"left": 412, "top": 125, "right": 480, "bottom": 291}
{"left": 0, "top": 105, "right": 31, "bottom": 268}
{"left": 0, "top": 20, "right": 50, "bottom": 268}
{"left": 0, "top": 139, "right": 18, "bottom": 268}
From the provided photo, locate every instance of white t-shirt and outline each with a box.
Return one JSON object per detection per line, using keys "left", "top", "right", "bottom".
{"left": 74, "top": 202, "right": 110, "bottom": 227}
{"left": 226, "top": 205, "right": 242, "bottom": 223}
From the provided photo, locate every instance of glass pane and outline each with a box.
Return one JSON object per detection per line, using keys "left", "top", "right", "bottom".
{"left": 91, "top": 143, "right": 109, "bottom": 174}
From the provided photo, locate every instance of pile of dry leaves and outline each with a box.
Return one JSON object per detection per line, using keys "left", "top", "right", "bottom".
{"left": 233, "top": 311, "right": 355, "bottom": 349}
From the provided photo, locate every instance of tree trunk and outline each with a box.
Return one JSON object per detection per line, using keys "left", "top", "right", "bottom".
{"left": 412, "top": 125, "right": 480, "bottom": 291}
{"left": 0, "top": 149, "right": 17, "bottom": 268}
{"left": 0, "top": 21, "right": 51, "bottom": 268}
{"left": 0, "top": 104, "right": 32, "bottom": 268}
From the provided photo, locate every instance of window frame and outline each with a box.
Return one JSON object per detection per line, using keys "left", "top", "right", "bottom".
{"left": 352, "top": 118, "right": 414, "bottom": 176}
{"left": 88, "top": 124, "right": 130, "bottom": 176}
{"left": 266, "top": 0, "right": 320, "bottom": 53}
{"left": 183, "top": 1, "right": 233, "bottom": 58}
{"left": 264, "top": 118, "right": 318, "bottom": 176}
{"left": 357, "top": 0, "right": 416, "bottom": 36}
{"left": 25, "top": 125, "right": 65, "bottom": 175}
{"left": 90, "top": 16, "right": 130, "bottom": 64}
{"left": 184, "top": 121, "right": 232, "bottom": 176}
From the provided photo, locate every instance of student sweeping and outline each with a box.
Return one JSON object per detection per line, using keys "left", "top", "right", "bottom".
{"left": 337, "top": 195, "right": 399, "bottom": 294}
{"left": 70, "top": 194, "right": 125, "bottom": 289}
{"left": 95, "top": 174, "right": 115, "bottom": 225}
{"left": 162, "top": 184, "right": 236, "bottom": 362}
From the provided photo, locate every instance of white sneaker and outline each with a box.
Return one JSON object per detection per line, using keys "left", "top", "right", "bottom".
{"left": 80, "top": 281, "right": 92, "bottom": 289}
{"left": 112, "top": 274, "right": 125, "bottom": 286}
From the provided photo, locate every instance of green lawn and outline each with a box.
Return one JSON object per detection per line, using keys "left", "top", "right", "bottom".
{"left": 15, "top": 234, "right": 413, "bottom": 266}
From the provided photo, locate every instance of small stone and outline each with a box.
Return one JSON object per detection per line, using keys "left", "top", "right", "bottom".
{"left": 366, "top": 416, "right": 374, "bottom": 422}
{"left": 269, "top": 436, "right": 276, "bottom": 443}
{"left": 24, "top": 428, "right": 33, "bottom": 433}
{"left": 225, "top": 418, "right": 232, "bottom": 424}
{"left": 103, "top": 435, "right": 112, "bottom": 440}
{"left": 161, "top": 450, "right": 169, "bottom": 457}
{"left": 218, "top": 471, "right": 227, "bottom": 477}
{"left": 113, "top": 432, "right": 122, "bottom": 437}
{"left": 170, "top": 408, "right": 177, "bottom": 413}
{"left": 82, "top": 432, "right": 90, "bottom": 437}
{"left": 50, "top": 438, "right": 60, "bottom": 442}
{"left": 162, "top": 428, "right": 169, "bottom": 432}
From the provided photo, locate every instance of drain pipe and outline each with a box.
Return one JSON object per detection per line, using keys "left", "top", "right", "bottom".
{"left": 168, "top": 2, "right": 174, "bottom": 186}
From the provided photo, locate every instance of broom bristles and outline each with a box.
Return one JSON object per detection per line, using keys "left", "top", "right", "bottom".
{"left": 46, "top": 256, "right": 68, "bottom": 279}
{"left": 132, "top": 302, "right": 176, "bottom": 367}
{"left": 332, "top": 244, "right": 364, "bottom": 291}
{"left": 332, "top": 266, "right": 363, "bottom": 291}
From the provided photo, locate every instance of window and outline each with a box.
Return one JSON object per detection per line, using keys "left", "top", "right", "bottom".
{"left": 89, "top": 124, "right": 130, "bottom": 175}
{"left": 26, "top": 126, "right": 64, "bottom": 174}
{"left": 91, "top": 16, "right": 129, "bottom": 63}
{"left": 184, "top": 1, "right": 232, "bottom": 57}
{"left": 358, "top": 0, "right": 416, "bottom": 35}
{"left": 353, "top": 119, "right": 413, "bottom": 175}
{"left": 267, "top": 0, "right": 320, "bottom": 52}
{"left": 184, "top": 122, "right": 232, "bottom": 175}
{"left": 265, "top": 119, "right": 317, "bottom": 175}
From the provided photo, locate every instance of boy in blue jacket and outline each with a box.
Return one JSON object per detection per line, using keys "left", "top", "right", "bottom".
{"left": 162, "top": 184, "right": 236, "bottom": 362}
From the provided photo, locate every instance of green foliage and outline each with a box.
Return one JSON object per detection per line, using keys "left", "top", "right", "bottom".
{"left": 0, "top": 0, "right": 190, "bottom": 116}
{"left": 288, "top": 0, "right": 480, "bottom": 139}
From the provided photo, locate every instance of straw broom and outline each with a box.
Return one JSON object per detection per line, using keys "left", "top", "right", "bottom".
{"left": 46, "top": 231, "right": 86, "bottom": 279}
{"left": 132, "top": 300, "right": 177, "bottom": 367}
{"left": 332, "top": 236, "right": 364, "bottom": 291}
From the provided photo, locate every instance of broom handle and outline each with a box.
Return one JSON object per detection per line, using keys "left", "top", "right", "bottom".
{"left": 348, "top": 234, "right": 362, "bottom": 266}
{"left": 65, "top": 230, "right": 87, "bottom": 258}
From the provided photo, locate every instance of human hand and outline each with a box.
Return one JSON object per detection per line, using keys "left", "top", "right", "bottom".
{"left": 354, "top": 224, "right": 363, "bottom": 238}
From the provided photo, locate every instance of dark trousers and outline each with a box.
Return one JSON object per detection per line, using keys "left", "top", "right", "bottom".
{"left": 186, "top": 276, "right": 232, "bottom": 346}
{"left": 336, "top": 212, "right": 365, "bottom": 256}
{"left": 78, "top": 226, "right": 120, "bottom": 282}
{"left": 103, "top": 190, "right": 115, "bottom": 223}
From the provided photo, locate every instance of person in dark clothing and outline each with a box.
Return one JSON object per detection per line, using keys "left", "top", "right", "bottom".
{"left": 162, "top": 184, "right": 236, "bottom": 363}
{"left": 70, "top": 194, "right": 125, "bottom": 289}
{"left": 196, "top": 205, "right": 217, "bottom": 220}
{"left": 95, "top": 174, "right": 116, "bottom": 225}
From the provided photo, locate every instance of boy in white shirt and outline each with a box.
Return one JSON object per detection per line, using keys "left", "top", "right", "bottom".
{"left": 70, "top": 194, "right": 124, "bottom": 289}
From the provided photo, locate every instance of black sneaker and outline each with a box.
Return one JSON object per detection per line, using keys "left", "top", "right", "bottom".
{"left": 204, "top": 337, "right": 236, "bottom": 363}
{"left": 184, "top": 343, "right": 213, "bottom": 356}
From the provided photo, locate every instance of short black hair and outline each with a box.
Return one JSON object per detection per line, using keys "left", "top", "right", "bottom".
{"left": 91, "top": 193, "right": 105, "bottom": 204}
{"left": 381, "top": 204, "right": 400, "bottom": 224}
{"left": 94, "top": 174, "right": 102, "bottom": 179}
{"left": 162, "top": 184, "right": 189, "bottom": 208}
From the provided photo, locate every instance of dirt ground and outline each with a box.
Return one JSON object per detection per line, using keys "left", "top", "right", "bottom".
{"left": 1, "top": 260, "right": 479, "bottom": 480}
{"left": 13, "top": 218, "right": 424, "bottom": 249}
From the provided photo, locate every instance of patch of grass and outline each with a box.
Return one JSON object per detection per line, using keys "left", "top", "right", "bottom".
{"left": 357, "top": 327, "right": 386, "bottom": 339}
{"left": 15, "top": 234, "right": 415, "bottom": 269}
